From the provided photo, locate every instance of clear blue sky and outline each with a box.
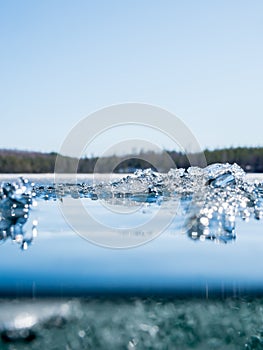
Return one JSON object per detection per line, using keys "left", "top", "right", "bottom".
{"left": 0, "top": 0, "right": 262, "bottom": 155}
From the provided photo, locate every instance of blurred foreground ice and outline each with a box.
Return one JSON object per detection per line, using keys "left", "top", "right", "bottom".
{"left": 0, "top": 178, "right": 37, "bottom": 250}
{"left": 0, "top": 297, "right": 263, "bottom": 349}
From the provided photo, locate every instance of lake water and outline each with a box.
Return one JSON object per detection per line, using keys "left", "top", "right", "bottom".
{"left": 0, "top": 167, "right": 263, "bottom": 349}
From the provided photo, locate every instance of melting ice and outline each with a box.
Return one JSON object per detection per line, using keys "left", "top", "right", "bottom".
{"left": 0, "top": 178, "right": 37, "bottom": 250}
{"left": 1, "top": 163, "right": 262, "bottom": 248}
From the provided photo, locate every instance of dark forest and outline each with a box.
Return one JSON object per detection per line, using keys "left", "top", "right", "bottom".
{"left": 0, "top": 147, "right": 262, "bottom": 173}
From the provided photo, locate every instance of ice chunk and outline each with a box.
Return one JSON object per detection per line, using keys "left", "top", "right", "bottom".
{"left": 0, "top": 178, "right": 37, "bottom": 250}
{"left": 204, "top": 163, "right": 245, "bottom": 188}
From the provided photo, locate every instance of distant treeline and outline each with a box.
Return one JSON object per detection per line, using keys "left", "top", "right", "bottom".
{"left": 0, "top": 147, "right": 263, "bottom": 173}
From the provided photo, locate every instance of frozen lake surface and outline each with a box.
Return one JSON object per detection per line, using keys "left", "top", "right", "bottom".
{"left": 0, "top": 165, "right": 263, "bottom": 349}
{"left": 0, "top": 165, "right": 262, "bottom": 296}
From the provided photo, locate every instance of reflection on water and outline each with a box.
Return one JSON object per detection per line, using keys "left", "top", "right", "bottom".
{"left": 0, "top": 163, "right": 262, "bottom": 249}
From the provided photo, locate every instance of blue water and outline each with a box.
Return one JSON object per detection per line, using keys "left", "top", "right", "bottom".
{"left": 0, "top": 169, "right": 262, "bottom": 296}
{"left": 0, "top": 199, "right": 262, "bottom": 297}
